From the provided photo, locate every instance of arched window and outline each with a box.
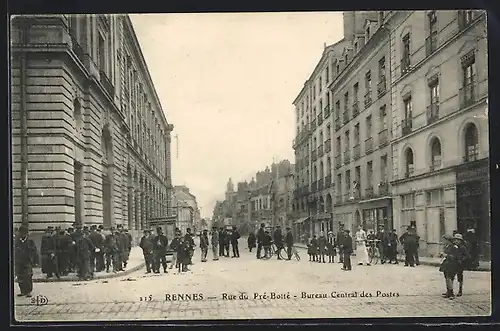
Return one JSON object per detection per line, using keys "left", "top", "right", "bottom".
{"left": 313, "top": 165, "right": 317, "bottom": 182}
{"left": 430, "top": 137, "right": 442, "bottom": 170}
{"left": 405, "top": 148, "right": 414, "bottom": 178}
{"left": 464, "top": 123, "right": 479, "bottom": 162}
{"left": 74, "top": 99, "right": 83, "bottom": 133}
{"left": 320, "top": 161, "right": 324, "bottom": 178}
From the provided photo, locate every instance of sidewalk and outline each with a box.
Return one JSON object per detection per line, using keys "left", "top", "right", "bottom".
{"left": 293, "top": 242, "right": 491, "bottom": 271}
{"left": 30, "top": 246, "right": 145, "bottom": 283}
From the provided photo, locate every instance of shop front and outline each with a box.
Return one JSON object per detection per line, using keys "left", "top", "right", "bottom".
{"left": 358, "top": 197, "right": 393, "bottom": 232}
{"left": 455, "top": 158, "right": 490, "bottom": 260}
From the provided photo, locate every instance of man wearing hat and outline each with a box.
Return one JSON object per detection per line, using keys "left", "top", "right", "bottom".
{"left": 14, "top": 226, "right": 38, "bottom": 297}
{"left": 463, "top": 227, "right": 479, "bottom": 270}
{"left": 327, "top": 231, "right": 336, "bottom": 263}
{"left": 399, "top": 226, "right": 418, "bottom": 267}
{"left": 90, "top": 225, "right": 105, "bottom": 273}
{"left": 376, "top": 225, "right": 387, "bottom": 264}
{"left": 56, "top": 228, "right": 72, "bottom": 276}
{"left": 285, "top": 227, "right": 294, "bottom": 260}
{"left": 139, "top": 229, "right": 154, "bottom": 273}
{"left": 256, "top": 223, "right": 266, "bottom": 259}
{"left": 440, "top": 233, "right": 470, "bottom": 298}
{"left": 210, "top": 226, "right": 219, "bottom": 261}
{"left": 336, "top": 223, "right": 345, "bottom": 264}
{"left": 40, "top": 226, "right": 60, "bottom": 279}
{"left": 104, "top": 227, "right": 121, "bottom": 272}
{"left": 77, "top": 227, "right": 95, "bottom": 280}
{"left": 341, "top": 229, "right": 353, "bottom": 271}
{"left": 152, "top": 227, "right": 169, "bottom": 273}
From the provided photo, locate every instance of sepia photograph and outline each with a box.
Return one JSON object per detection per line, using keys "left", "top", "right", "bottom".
{"left": 10, "top": 10, "right": 491, "bottom": 322}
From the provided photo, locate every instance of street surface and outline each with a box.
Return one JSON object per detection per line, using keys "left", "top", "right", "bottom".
{"left": 14, "top": 244, "right": 491, "bottom": 321}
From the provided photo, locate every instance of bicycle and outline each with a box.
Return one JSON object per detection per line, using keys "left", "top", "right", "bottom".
{"left": 367, "top": 239, "right": 381, "bottom": 265}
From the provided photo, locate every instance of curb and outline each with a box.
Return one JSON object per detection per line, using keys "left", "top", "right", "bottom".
{"left": 31, "top": 262, "right": 146, "bottom": 283}
{"left": 293, "top": 243, "right": 490, "bottom": 271}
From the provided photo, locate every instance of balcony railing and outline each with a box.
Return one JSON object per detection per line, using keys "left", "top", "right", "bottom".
{"left": 70, "top": 35, "right": 85, "bottom": 64}
{"left": 378, "top": 129, "right": 388, "bottom": 148}
{"left": 405, "top": 165, "right": 415, "bottom": 178}
{"left": 99, "top": 70, "right": 115, "bottom": 98}
{"left": 364, "top": 90, "right": 372, "bottom": 108}
{"left": 377, "top": 76, "right": 387, "bottom": 97}
{"left": 311, "top": 149, "right": 317, "bottom": 161}
{"left": 335, "top": 117, "right": 341, "bottom": 131}
{"left": 425, "top": 35, "right": 438, "bottom": 57}
{"left": 401, "top": 57, "right": 411, "bottom": 76}
{"left": 365, "top": 186, "right": 374, "bottom": 199}
{"left": 324, "top": 175, "right": 332, "bottom": 188}
{"left": 430, "top": 156, "right": 442, "bottom": 171}
{"left": 459, "top": 80, "right": 477, "bottom": 109}
{"left": 310, "top": 119, "right": 317, "bottom": 131}
{"left": 352, "top": 101, "right": 359, "bottom": 117}
{"left": 343, "top": 111, "right": 349, "bottom": 125}
{"left": 464, "top": 148, "right": 479, "bottom": 163}
{"left": 335, "top": 155, "right": 342, "bottom": 169}
{"left": 344, "top": 150, "right": 351, "bottom": 164}
{"left": 378, "top": 181, "right": 389, "bottom": 196}
{"left": 401, "top": 118, "right": 412, "bottom": 136}
{"left": 324, "top": 139, "right": 331, "bottom": 153}
{"left": 365, "top": 137, "right": 373, "bottom": 154}
{"left": 317, "top": 114, "right": 324, "bottom": 125}
{"left": 353, "top": 144, "right": 361, "bottom": 160}
{"left": 426, "top": 103, "right": 440, "bottom": 125}
{"left": 324, "top": 105, "right": 331, "bottom": 119}
{"left": 318, "top": 144, "right": 324, "bottom": 158}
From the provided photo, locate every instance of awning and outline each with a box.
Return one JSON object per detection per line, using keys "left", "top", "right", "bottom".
{"left": 294, "top": 216, "right": 310, "bottom": 224}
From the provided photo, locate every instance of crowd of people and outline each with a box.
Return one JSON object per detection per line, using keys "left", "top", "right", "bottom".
{"left": 246, "top": 224, "right": 295, "bottom": 260}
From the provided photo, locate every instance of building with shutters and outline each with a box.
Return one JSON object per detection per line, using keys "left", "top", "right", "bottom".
{"left": 11, "top": 14, "right": 174, "bottom": 246}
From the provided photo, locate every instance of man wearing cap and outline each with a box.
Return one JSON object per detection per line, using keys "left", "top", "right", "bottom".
{"left": 440, "top": 233, "right": 470, "bottom": 298}
{"left": 170, "top": 230, "right": 182, "bottom": 268}
{"left": 210, "top": 226, "right": 219, "bottom": 261}
{"left": 40, "top": 226, "right": 60, "bottom": 279}
{"left": 218, "top": 227, "right": 225, "bottom": 258}
{"left": 200, "top": 229, "right": 209, "bottom": 262}
{"left": 152, "top": 227, "right": 169, "bottom": 273}
{"left": 256, "top": 223, "right": 266, "bottom": 259}
{"left": 184, "top": 228, "right": 195, "bottom": 264}
{"left": 285, "top": 227, "right": 294, "bottom": 260}
{"left": 139, "top": 229, "right": 154, "bottom": 273}
{"left": 14, "top": 226, "right": 38, "bottom": 297}
{"left": 96, "top": 226, "right": 106, "bottom": 272}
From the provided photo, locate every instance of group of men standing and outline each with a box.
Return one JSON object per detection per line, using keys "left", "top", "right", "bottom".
{"left": 38, "top": 224, "right": 133, "bottom": 280}
{"left": 247, "top": 224, "right": 294, "bottom": 260}
{"left": 209, "top": 226, "right": 241, "bottom": 260}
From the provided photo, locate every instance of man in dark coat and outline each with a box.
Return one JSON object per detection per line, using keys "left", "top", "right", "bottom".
{"left": 40, "top": 226, "right": 60, "bottom": 279}
{"left": 285, "top": 227, "right": 294, "bottom": 260}
{"left": 218, "top": 227, "right": 225, "bottom": 257}
{"left": 170, "top": 231, "right": 182, "bottom": 268}
{"left": 273, "top": 226, "right": 284, "bottom": 260}
{"left": 211, "top": 227, "right": 219, "bottom": 261}
{"left": 139, "top": 229, "right": 154, "bottom": 273}
{"left": 247, "top": 232, "right": 256, "bottom": 252}
{"left": 70, "top": 225, "right": 83, "bottom": 273}
{"left": 256, "top": 223, "right": 266, "bottom": 259}
{"left": 223, "top": 228, "right": 230, "bottom": 257}
{"left": 104, "top": 228, "right": 121, "bottom": 272}
{"left": 184, "top": 228, "right": 195, "bottom": 264}
{"left": 341, "top": 229, "right": 353, "bottom": 271}
{"left": 89, "top": 225, "right": 104, "bottom": 273}
{"left": 400, "top": 226, "right": 418, "bottom": 267}
{"left": 14, "top": 226, "right": 38, "bottom": 297}
{"left": 77, "top": 229, "right": 95, "bottom": 280}
{"left": 125, "top": 228, "right": 133, "bottom": 265}
{"left": 387, "top": 229, "right": 399, "bottom": 264}
{"left": 200, "top": 229, "right": 209, "bottom": 262}
{"left": 152, "top": 227, "right": 169, "bottom": 273}
{"left": 327, "top": 231, "right": 336, "bottom": 263}
{"left": 230, "top": 226, "right": 241, "bottom": 258}
{"left": 117, "top": 226, "right": 130, "bottom": 269}
{"left": 95, "top": 225, "right": 106, "bottom": 271}
{"left": 440, "top": 233, "right": 470, "bottom": 298}
{"left": 336, "top": 223, "right": 345, "bottom": 264}
{"left": 463, "top": 227, "right": 479, "bottom": 270}
{"left": 56, "top": 228, "right": 72, "bottom": 276}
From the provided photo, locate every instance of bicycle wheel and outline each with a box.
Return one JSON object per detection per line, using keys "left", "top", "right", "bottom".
{"left": 277, "top": 247, "right": 288, "bottom": 260}
{"left": 293, "top": 247, "right": 301, "bottom": 261}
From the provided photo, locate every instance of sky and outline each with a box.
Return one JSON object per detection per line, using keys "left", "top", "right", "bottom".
{"left": 129, "top": 12, "right": 344, "bottom": 218}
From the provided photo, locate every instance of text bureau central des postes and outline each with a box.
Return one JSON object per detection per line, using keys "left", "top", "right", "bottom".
{"left": 138, "top": 291, "right": 400, "bottom": 302}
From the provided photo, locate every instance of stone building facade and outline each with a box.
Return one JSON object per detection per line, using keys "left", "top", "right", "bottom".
{"left": 11, "top": 14, "right": 174, "bottom": 244}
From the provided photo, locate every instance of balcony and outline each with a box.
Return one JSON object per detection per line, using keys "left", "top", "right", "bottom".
{"left": 378, "top": 129, "right": 388, "bottom": 148}
{"left": 318, "top": 178, "right": 324, "bottom": 191}
{"left": 464, "top": 148, "right": 479, "bottom": 163}
{"left": 324, "top": 105, "right": 331, "bottom": 119}
{"left": 310, "top": 119, "right": 317, "bottom": 131}
{"left": 324, "top": 175, "right": 332, "bottom": 188}
{"left": 364, "top": 90, "right": 372, "bottom": 108}
{"left": 365, "top": 137, "right": 373, "bottom": 154}
{"left": 365, "top": 186, "right": 374, "bottom": 199}
{"left": 70, "top": 35, "right": 85, "bottom": 64}
{"left": 335, "top": 117, "right": 341, "bottom": 131}
{"left": 311, "top": 149, "right": 317, "bottom": 161}
{"left": 353, "top": 144, "right": 361, "bottom": 160}
{"left": 401, "top": 57, "right": 411, "bottom": 76}
{"left": 343, "top": 111, "right": 349, "bottom": 125}
{"left": 378, "top": 181, "right": 389, "bottom": 196}
{"left": 324, "top": 139, "right": 331, "bottom": 153}
{"left": 401, "top": 118, "right": 412, "bottom": 136}
{"left": 318, "top": 144, "right": 324, "bottom": 158}
{"left": 352, "top": 101, "right": 360, "bottom": 117}
{"left": 405, "top": 165, "right": 415, "bottom": 178}
{"left": 377, "top": 76, "right": 387, "bottom": 97}
{"left": 426, "top": 103, "right": 440, "bottom": 125}
{"left": 344, "top": 150, "right": 351, "bottom": 164}
{"left": 335, "top": 155, "right": 342, "bottom": 169}
{"left": 459, "top": 80, "right": 477, "bottom": 109}
{"left": 430, "top": 156, "right": 442, "bottom": 171}
{"left": 99, "top": 70, "right": 115, "bottom": 98}
{"left": 425, "top": 35, "right": 438, "bottom": 57}
{"left": 317, "top": 114, "right": 324, "bottom": 125}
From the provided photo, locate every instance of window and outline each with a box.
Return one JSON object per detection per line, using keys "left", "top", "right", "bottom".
{"left": 326, "top": 124, "right": 331, "bottom": 139}
{"left": 380, "top": 105, "right": 387, "bottom": 130}
{"left": 405, "top": 148, "right": 415, "bottom": 177}
{"left": 98, "top": 34, "right": 106, "bottom": 72}
{"left": 354, "top": 123, "right": 360, "bottom": 145}
{"left": 345, "top": 130, "right": 350, "bottom": 149}
{"left": 429, "top": 79, "right": 439, "bottom": 104}
{"left": 354, "top": 41, "right": 358, "bottom": 53}
{"left": 319, "top": 100, "right": 323, "bottom": 115}
{"left": 326, "top": 66, "right": 329, "bottom": 83}
{"left": 336, "top": 136, "right": 341, "bottom": 153}
{"left": 365, "top": 71, "right": 372, "bottom": 92}
{"left": 404, "top": 96, "right": 412, "bottom": 120}
{"left": 346, "top": 170, "right": 351, "bottom": 191}
{"left": 366, "top": 115, "right": 372, "bottom": 137}
{"left": 73, "top": 99, "right": 83, "bottom": 133}
{"left": 313, "top": 86, "right": 316, "bottom": 99}
{"left": 429, "top": 11, "right": 437, "bottom": 34}
{"left": 379, "top": 57, "right": 386, "bottom": 80}
{"left": 335, "top": 100, "right": 341, "bottom": 118}
{"left": 402, "top": 33, "right": 411, "bottom": 73}
{"left": 464, "top": 123, "right": 479, "bottom": 161}
{"left": 379, "top": 11, "right": 384, "bottom": 24}
{"left": 459, "top": 10, "right": 474, "bottom": 29}
{"left": 461, "top": 53, "right": 476, "bottom": 104}
{"left": 380, "top": 154, "right": 388, "bottom": 182}
{"left": 336, "top": 63, "right": 340, "bottom": 75}
{"left": 367, "top": 161, "right": 373, "bottom": 184}
{"left": 337, "top": 173, "right": 342, "bottom": 196}
{"left": 319, "top": 77, "right": 322, "bottom": 92}
{"left": 401, "top": 193, "right": 416, "bottom": 227}
{"left": 430, "top": 137, "right": 442, "bottom": 170}
{"left": 353, "top": 83, "right": 359, "bottom": 101}
{"left": 426, "top": 189, "right": 443, "bottom": 207}
{"left": 344, "top": 92, "right": 349, "bottom": 110}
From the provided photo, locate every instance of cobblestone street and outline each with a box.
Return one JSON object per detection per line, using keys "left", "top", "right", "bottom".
{"left": 14, "top": 245, "right": 491, "bottom": 321}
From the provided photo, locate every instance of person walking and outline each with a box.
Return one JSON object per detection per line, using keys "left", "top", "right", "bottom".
{"left": 200, "top": 229, "right": 209, "bottom": 262}
{"left": 104, "top": 228, "right": 120, "bottom": 273}
{"left": 210, "top": 227, "right": 219, "bottom": 261}
{"left": 317, "top": 231, "right": 327, "bottom": 263}
{"left": 285, "top": 227, "right": 294, "bottom": 260}
{"left": 56, "top": 228, "right": 72, "bottom": 276}
{"left": 139, "top": 229, "right": 154, "bottom": 273}
{"left": 14, "top": 226, "right": 38, "bottom": 297}
{"left": 341, "top": 229, "right": 353, "bottom": 271}
{"left": 247, "top": 232, "right": 256, "bottom": 252}
{"left": 355, "top": 226, "right": 370, "bottom": 266}
{"left": 184, "top": 228, "right": 195, "bottom": 265}
{"left": 230, "top": 226, "right": 241, "bottom": 258}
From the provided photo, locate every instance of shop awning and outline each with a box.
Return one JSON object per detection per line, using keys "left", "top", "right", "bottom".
{"left": 294, "top": 216, "right": 310, "bottom": 224}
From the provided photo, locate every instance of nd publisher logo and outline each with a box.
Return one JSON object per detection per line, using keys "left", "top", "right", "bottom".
{"left": 30, "top": 295, "right": 48, "bottom": 306}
